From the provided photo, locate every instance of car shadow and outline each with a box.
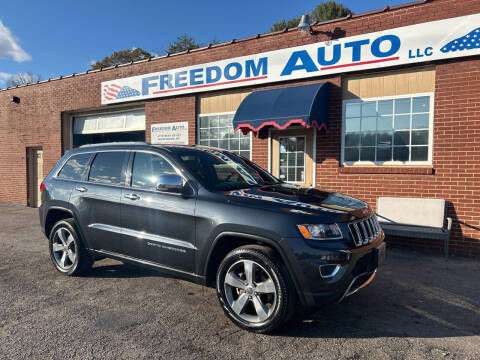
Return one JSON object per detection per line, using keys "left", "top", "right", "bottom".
{"left": 276, "top": 251, "right": 480, "bottom": 338}
{"left": 83, "top": 251, "right": 480, "bottom": 339}
{"left": 85, "top": 260, "right": 180, "bottom": 280}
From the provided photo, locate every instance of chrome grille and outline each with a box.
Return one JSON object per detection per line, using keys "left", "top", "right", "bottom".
{"left": 348, "top": 214, "right": 382, "bottom": 247}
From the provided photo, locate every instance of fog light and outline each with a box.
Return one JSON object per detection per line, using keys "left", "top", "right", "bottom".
{"left": 319, "top": 264, "right": 341, "bottom": 278}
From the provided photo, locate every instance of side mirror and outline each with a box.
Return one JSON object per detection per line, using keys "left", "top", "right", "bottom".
{"left": 279, "top": 174, "right": 286, "bottom": 181}
{"left": 156, "top": 174, "right": 184, "bottom": 193}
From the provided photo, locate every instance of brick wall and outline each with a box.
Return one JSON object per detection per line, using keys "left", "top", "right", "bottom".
{"left": 309, "top": 57, "right": 480, "bottom": 256}
{"left": 145, "top": 96, "right": 197, "bottom": 144}
{"left": 0, "top": 0, "right": 479, "bottom": 254}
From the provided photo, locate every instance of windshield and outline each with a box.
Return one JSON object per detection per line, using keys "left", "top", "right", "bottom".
{"left": 173, "top": 147, "right": 280, "bottom": 191}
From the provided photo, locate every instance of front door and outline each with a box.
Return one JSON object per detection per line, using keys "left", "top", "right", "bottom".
{"left": 270, "top": 127, "right": 315, "bottom": 187}
{"left": 27, "top": 148, "right": 43, "bottom": 208}
{"left": 121, "top": 151, "right": 196, "bottom": 273}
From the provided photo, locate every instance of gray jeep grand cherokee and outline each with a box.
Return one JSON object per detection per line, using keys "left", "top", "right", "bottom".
{"left": 39, "top": 142, "right": 385, "bottom": 333}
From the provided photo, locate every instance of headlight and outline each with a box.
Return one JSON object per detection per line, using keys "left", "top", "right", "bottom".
{"left": 297, "top": 224, "right": 342, "bottom": 240}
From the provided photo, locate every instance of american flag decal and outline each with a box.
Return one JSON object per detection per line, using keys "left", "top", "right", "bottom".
{"left": 103, "top": 84, "right": 141, "bottom": 101}
{"left": 441, "top": 27, "right": 480, "bottom": 53}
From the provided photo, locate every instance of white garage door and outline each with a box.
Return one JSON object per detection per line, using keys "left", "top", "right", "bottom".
{"left": 73, "top": 109, "right": 145, "bottom": 134}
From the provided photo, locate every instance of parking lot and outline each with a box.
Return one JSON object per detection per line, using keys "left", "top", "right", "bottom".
{"left": 0, "top": 202, "right": 479, "bottom": 359}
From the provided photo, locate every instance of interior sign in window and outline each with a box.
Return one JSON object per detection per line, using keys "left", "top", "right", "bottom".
{"left": 151, "top": 122, "right": 189, "bottom": 145}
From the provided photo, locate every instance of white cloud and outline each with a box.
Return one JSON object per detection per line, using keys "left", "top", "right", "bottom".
{"left": 0, "top": 20, "right": 31, "bottom": 62}
{"left": 0, "top": 72, "right": 13, "bottom": 86}
{"left": 90, "top": 60, "right": 96, "bottom": 66}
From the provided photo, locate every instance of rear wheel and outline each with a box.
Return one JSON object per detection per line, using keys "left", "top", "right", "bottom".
{"left": 216, "top": 245, "right": 295, "bottom": 333}
{"left": 49, "top": 219, "right": 93, "bottom": 276}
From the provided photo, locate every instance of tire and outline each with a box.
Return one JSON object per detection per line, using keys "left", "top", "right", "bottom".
{"left": 48, "top": 219, "right": 93, "bottom": 276}
{"left": 216, "top": 245, "right": 296, "bottom": 333}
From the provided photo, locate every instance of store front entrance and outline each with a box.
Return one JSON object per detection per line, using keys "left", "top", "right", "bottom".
{"left": 270, "top": 127, "right": 315, "bottom": 187}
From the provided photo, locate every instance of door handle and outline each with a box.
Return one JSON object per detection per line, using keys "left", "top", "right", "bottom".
{"left": 75, "top": 186, "right": 87, "bottom": 192}
{"left": 124, "top": 193, "right": 140, "bottom": 200}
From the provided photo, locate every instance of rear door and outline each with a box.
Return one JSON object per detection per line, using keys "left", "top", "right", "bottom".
{"left": 70, "top": 150, "right": 129, "bottom": 253}
{"left": 121, "top": 151, "right": 196, "bottom": 273}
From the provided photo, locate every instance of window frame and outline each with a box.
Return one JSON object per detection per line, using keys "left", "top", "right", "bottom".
{"left": 87, "top": 151, "right": 129, "bottom": 186}
{"left": 278, "top": 135, "right": 307, "bottom": 184}
{"left": 125, "top": 150, "right": 188, "bottom": 195}
{"left": 341, "top": 92, "right": 434, "bottom": 166}
{"left": 196, "top": 111, "right": 252, "bottom": 160}
{"left": 129, "top": 151, "right": 179, "bottom": 192}
{"left": 56, "top": 152, "right": 94, "bottom": 182}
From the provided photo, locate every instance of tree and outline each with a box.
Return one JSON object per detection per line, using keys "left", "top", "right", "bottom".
{"left": 6, "top": 72, "right": 41, "bottom": 87}
{"left": 90, "top": 48, "right": 151, "bottom": 70}
{"left": 167, "top": 34, "right": 201, "bottom": 54}
{"left": 269, "top": 1, "right": 352, "bottom": 32}
{"left": 210, "top": 35, "right": 221, "bottom": 45}
{"left": 269, "top": 17, "right": 301, "bottom": 32}
{"left": 311, "top": 1, "right": 351, "bottom": 22}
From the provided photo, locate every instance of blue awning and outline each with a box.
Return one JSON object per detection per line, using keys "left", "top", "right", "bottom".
{"left": 233, "top": 82, "right": 329, "bottom": 135}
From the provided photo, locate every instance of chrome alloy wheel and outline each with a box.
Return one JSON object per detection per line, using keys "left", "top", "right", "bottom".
{"left": 224, "top": 260, "right": 277, "bottom": 323}
{"left": 52, "top": 227, "right": 76, "bottom": 270}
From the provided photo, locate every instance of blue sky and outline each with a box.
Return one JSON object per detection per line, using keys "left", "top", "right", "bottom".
{"left": 0, "top": 0, "right": 407, "bottom": 87}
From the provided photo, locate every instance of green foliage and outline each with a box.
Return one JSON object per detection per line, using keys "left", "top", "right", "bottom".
{"left": 269, "top": 1, "right": 352, "bottom": 32}
{"left": 311, "top": 1, "right": 351, "bottom": 22}
{"left": 167, "top": 34, "right": 202, "bottom": 54}
{"left": 90, "top": 48, "right": 151, "bottom": 70}
{"left": 269, "top": 17, "right": 301, "bottom": 32}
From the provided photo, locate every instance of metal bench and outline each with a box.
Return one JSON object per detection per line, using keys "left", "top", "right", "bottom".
{"left": 376, "top": 197, "right": 452, "bottom": 257}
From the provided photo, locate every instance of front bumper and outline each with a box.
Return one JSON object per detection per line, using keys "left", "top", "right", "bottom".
{"left": 336, "top": 269, "right": 377, "bottom": 303}
{"left": 284, "top": 231, "right": 385, "bottom": 309}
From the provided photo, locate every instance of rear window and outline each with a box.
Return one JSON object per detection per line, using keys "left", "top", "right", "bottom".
{"left": 89, "top": 152, "right": 127, "bottom": 185}
{"left": 57, "top": 153, "right": 92, "bottom": 181}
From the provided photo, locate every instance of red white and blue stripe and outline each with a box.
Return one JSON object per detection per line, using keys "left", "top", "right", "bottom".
{"left": 103, "top": 84, "right": 141, "bottom": 101}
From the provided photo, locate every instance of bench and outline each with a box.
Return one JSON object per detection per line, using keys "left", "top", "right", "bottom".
{"left": 376, "top": 197, "right": 452, "bottom": 257}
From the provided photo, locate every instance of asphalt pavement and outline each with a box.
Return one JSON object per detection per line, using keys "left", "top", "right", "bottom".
{"left": 0, "top": 202, "right": 479, "bottom": 359}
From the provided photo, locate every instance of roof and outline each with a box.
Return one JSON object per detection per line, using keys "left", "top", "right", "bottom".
{"left": 76, "top": 142, "right": 249, "bottom": 155}
{"left": 0, "top": 0, "right": 432, "bottom": 92}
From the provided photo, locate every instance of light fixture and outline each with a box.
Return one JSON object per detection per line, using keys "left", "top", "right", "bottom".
{"left": 297, "top": 14, "right": 312, "bottom": 34}
{"left": 11, "top": 96, "right": 20, "bottom": 104}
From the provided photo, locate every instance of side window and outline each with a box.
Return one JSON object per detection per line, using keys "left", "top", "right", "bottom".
{"left": 57, "top": 153, "right": 92, "bottom": 181}
{"left": 131, "top": 152, "right": 177, "bottom": 190}
{"left": 89, "top": 152, "right": 127, "bottom": 185}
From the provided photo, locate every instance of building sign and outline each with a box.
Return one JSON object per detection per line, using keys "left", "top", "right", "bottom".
{"left": 151, "top": 122, "right": 188, "bottom": 145}
{"left": 102, "top": 14, "right": 480, "bottom": 104}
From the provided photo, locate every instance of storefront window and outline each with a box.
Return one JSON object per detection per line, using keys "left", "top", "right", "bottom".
{"left": 197, "top": 113, "right": 251, "bottom": 159}
{"left": 342, "top": 94, "right": 433, "bottom": 164}
{"left": 279, "top": 136, "right": 305, "bottom": 182}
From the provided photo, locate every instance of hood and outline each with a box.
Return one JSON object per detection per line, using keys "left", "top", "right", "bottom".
{"left": 224, "top": 183, "right": 371, "bottom": 222}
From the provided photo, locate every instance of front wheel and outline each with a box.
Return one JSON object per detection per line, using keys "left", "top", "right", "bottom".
{"left": 216, "top": 245, "right": 295, "bottom": 333}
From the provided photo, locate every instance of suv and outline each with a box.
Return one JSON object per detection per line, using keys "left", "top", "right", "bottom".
{"left": 39, "top": 142, "right": 385, "bottom": 333}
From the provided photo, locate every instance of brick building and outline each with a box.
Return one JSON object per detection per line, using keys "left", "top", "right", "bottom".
{"left": 1, "top": 0, "right": 479, "bottom": 255}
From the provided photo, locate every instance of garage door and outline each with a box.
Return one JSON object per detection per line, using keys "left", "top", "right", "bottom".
{"left": 72, "top": 109, "right": 145, "bottom": 147}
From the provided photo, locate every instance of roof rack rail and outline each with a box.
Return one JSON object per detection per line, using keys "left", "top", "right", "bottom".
{"left": 79, "top": 141, "right": 149, "bottom": 148}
